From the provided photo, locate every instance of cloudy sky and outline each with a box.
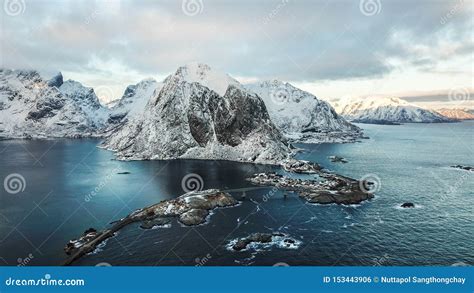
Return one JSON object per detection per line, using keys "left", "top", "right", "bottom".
{"left": 1, "top": 0, "right": 472, "bottom": 108}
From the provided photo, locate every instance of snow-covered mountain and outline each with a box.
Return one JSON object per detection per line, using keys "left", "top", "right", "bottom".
{"left": 108, "top": 78, "right": 162, "bottom": 124}
{"left": 0, "top": 69, "right": 109, "bottom": 139}
{"left": 334, "top": 96, "right": 453, "bottom": 124}
{"left": 435, "top": 108, "right": 474, "bottom": 120}
{"left": 246, "top": 80, "right": 363, "bottom": 143}
{"left": 105, "top": 99, "right": 120, "bottom": 108}
{"left": 101, "top": 63, "right": 291, "bottom": 164}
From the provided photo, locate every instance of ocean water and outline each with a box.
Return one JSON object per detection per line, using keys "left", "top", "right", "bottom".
{"left": 0, "top": 122, "right": 472, "bottom": 266}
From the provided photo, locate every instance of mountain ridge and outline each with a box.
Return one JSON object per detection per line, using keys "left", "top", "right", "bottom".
{"left": 246, "top": 80, "right": 363, "bottom": 143}
{"left": 101, "top": 63, "right": 292, "bottom": 164}
{"left": 334, "top": 96, "right": 454, "bottom": 124}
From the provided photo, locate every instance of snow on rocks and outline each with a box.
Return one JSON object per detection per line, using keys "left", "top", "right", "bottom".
{"left": 102, "top": 63, "right": 292, "bottom": 164}
{"left": 248, "top": 171, "right": 374, "bottom": 205}
{"left": 334, "top": 96, "right": 454, "bottom": 124}
{"left": 108, "top": 78, "right": 162, "bottom": 124}
{"left": 227, "top": 232, "right": 302, "bottom": 252}
{"left": 246, "top": 80, "right": 363, "bottom": 143}
{"left": 0, "top": 69, "right": 109, "bottom": 139}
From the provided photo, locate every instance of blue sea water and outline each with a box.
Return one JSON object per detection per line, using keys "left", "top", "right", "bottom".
{"left": 0, "top": 122, "right": 472, "bottom": 266}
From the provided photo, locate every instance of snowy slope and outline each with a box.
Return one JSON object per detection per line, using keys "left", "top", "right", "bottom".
{"left": 101, "top": 63, "right": 292, "bottom": 164}
{"left": 246, "top": 80, "right": 363, "bottom": 143}
{"left": 0, "top": 69, "right": 109, "bottom": 139}
{"left": 334, "top": 96, "right": 453, "bottom": 124}
{"left": 435, "top": 108, "right": 474, "bottom": 120}
{"left": 108, "top": 78, "right": 162, "bottom": 124}
{"left": 105, "top": 99, "right": 120, "bottom": 108}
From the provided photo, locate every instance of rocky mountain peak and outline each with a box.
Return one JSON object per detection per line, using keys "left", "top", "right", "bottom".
{"left": 102, "top": 64, "right": 290, "bottom": 164}
{"left": 47, "top": 72, "right": 63, "bottom": 88}
{"left": 245, "top": 80, "right": 362, "bottom": 143}
{"left": 170, "top": 62, "right": 242, "bottom": 96}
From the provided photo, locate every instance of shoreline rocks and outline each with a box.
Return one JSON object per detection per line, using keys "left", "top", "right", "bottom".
{"left": 139, "top": 217, "right": 172, "bottom": 229}
{"left": 248, "top": 171, "right": 374, "bottom": 205}
{"left": 64, "top": 228, "right": 98, "bottom": 255}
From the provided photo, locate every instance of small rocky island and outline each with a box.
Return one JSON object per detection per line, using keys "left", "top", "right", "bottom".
{"left": 227, "top": 232, "right": 301, "bottom": 252}
{"left": 282, "top": 160, "right": 322, "bottom": 173}
{"left": 249, "top": 160, "right": 375, "bottom": 205}
{"left": 63, "top": 189, "right": 238, "bottom": 265}
{"left": 451, "top": 165, "right": 473, "bottom": 172}
{"left": 329, "top": 155, "right": 348, "bottom": 163}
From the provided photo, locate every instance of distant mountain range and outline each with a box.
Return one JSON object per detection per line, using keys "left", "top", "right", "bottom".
{"left": 2, "top": 64, "right": 466, "bottom": 163}
{"left": 0, "top": 64, "right": 366, "bottom": 163}
{"left": 435, "top": 108, "right": 474, "bottom": 120}
{"left": 333, "top": 96, "right": 454, "bottom": 124}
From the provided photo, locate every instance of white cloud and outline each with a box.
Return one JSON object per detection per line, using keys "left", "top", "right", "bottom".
{"left": 0, "top": 0, "right": 472, "bottom": 106}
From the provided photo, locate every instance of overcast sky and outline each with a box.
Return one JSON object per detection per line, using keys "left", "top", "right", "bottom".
{"left": 1, "top": 0, "right": 472, "bottom": 107}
